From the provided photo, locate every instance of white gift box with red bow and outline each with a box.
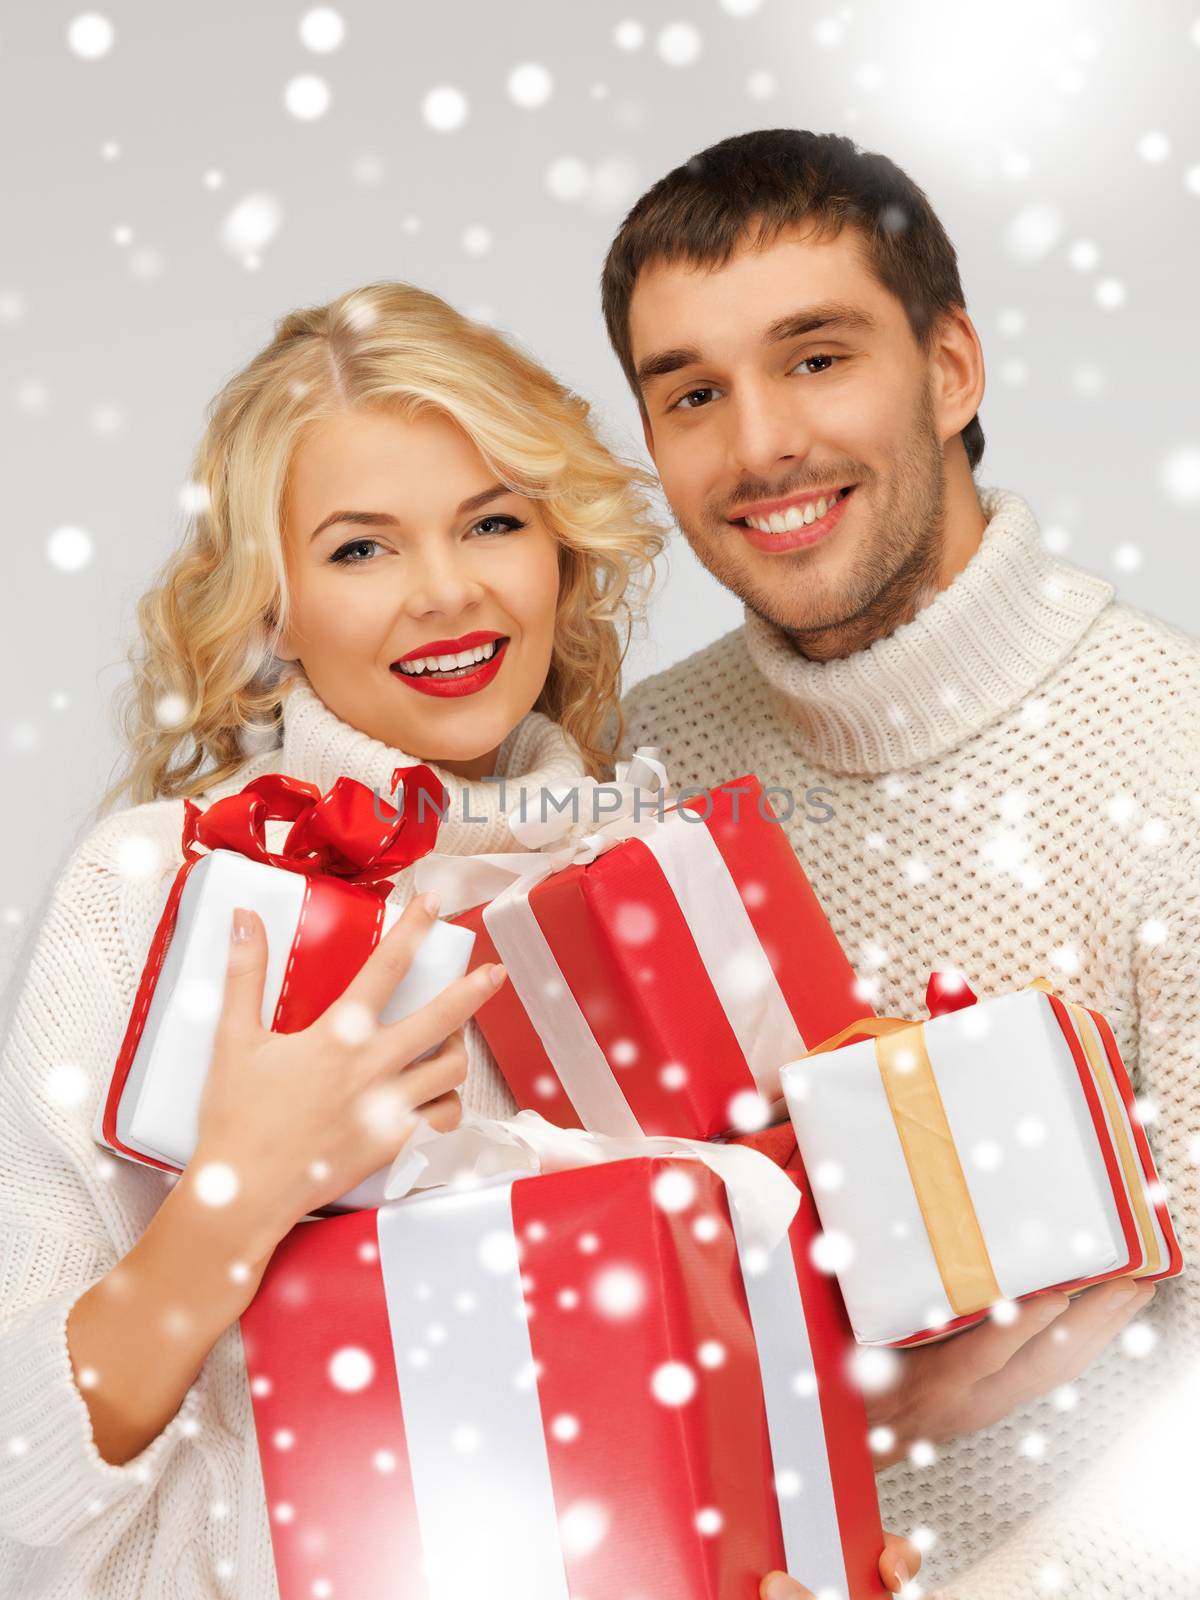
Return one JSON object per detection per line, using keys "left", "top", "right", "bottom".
{"left": 94, "top": 768, "right": 474, "bottom": 1214}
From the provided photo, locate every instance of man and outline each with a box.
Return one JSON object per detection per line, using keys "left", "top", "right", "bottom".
{"left": 603, "top": 129, "right": 1198, "bottom": 1597}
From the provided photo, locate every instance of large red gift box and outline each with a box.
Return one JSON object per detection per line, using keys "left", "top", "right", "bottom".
{"left": 439, "top": 774, "right": 866, "bottom": 1140}
{"left": 240, "top": 1147, "right": 887, "bottom": 1600}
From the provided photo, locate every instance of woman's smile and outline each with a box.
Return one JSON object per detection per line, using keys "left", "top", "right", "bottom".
{"left": 390, "top": 630, "right": 511, "bottom": 698}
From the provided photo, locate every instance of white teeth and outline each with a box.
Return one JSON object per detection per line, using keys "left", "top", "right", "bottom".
{"left": 397, "top": 639, "right": 500, "bottom": 675}
{"left": 746, "top": 489, "right": 845, "bottom": 534}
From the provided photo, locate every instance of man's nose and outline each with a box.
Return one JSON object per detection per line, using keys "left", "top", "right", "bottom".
{"left": 727, "top": 382, "right": 807, "bottom": 480}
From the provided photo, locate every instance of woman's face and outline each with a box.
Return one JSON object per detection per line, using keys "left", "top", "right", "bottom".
{"left": 277, "top": 408, "right": 561, "bottom": 779}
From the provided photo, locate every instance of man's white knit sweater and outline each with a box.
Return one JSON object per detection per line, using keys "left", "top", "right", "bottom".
{"left": 0, "top": 684, "right": 570, "bottom": 1599}
{"left": 619, "top": 485, "right": 1200, "bottom": 1598}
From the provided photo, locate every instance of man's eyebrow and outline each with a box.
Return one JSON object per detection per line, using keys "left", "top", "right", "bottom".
{"left": 309, "top": 484, "right": 510, "bottom": 542}
{"left": 634, "top": 302, "right": 878, "bottom": 392}
{"left": 763, "top": 302, "right": 878, "bottom": 342}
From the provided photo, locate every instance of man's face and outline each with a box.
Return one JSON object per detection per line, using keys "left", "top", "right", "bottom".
{"left": 628, "top": 223, "right": 952, "bottom": 638}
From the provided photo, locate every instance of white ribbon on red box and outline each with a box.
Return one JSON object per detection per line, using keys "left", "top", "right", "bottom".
{"left": 375, "top": 1110, "right": 850, "bottom": 1599}
{"left": 411, "top": 750, "right": 806, "bottom": 1135}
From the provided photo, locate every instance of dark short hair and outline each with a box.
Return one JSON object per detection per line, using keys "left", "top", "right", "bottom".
{"left": 600, "top": 128, "right": 984, "bottom": 472}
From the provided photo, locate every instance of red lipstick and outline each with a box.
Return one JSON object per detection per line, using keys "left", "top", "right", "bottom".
{"left": 390, "top": 631, "right": 509, "bottom": 699}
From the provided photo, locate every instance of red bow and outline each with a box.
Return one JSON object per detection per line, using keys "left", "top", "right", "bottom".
{"left": 180, "top": 766, "right": 448, "bottom": 896}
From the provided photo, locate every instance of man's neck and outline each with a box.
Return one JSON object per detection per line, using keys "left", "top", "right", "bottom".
{"left": 783, "top": 477, "right": 987, "bottom": 663}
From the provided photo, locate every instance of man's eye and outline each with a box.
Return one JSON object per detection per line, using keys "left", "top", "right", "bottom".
{"left": 330, "top": 538, "right": 382, "bottom": 564}
{"left": 791, "top": 354, "right": 839, "bottom": 375}
{"left": 671, "top": 386, "right": 720, "bottom": 412}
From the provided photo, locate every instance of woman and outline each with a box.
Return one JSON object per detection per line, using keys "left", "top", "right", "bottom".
{"left": 0, "top": 280, "right": 917, "bottom": 1597}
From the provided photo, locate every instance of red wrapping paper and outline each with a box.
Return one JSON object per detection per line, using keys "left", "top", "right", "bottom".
{"left": 453, "top": 775, "right": 867, "bottom": 1139}
{"left": 240, "top": 1153, "right": 888, "bottom": 1600}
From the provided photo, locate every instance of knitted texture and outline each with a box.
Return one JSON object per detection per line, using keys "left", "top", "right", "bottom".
{"left": 620, "top": 485, "right": 1200, "bottom": 1597}
{"left": 0, "top": 685, "right": 587, "bottom": 1597}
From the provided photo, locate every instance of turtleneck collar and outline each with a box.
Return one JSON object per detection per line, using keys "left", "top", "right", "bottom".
{"left": 266, "top": 674, "right": 588, "bottom": 855}
{"left": 742, "top": 484, "right": 1115, "bottom": 777}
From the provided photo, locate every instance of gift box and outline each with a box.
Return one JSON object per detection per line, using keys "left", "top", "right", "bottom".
{"left": 780, "top": 973, "right": 1183, "bottom": 1347}
{"left": 414, "top": 760, "right": 867, "bottom": 1141}
{"left": 239, "top": 1123, "right": 887, "bottom": 1600}
{"left": 95, "top": 768, "right": 475, "bottom": 1215}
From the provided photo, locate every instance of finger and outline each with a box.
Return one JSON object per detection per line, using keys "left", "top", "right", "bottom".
{"left": 759, "top": 1574, "right": 814, "bottom": 1600}
{"left": 879, "top": 1532, "right": 922, "bottom": 1591}
{"left": 412, "top": 1089, "right": 463, "bottom": 1134}
{"left": 335, "top": 893, "right": 444, "bottom": 1018}
{"left": 378, "top": 1025, "right": 468, "bottom": 1084}
{"left": 975, "top": 1280, "right": 1154, "bottom": 1411}
{"left": 381, "top": 962, "right": 507, "bottom": 1064}
{"left": 382, "top": 1033, "right": 471, "bottom": 1112}
{"left": 217, "top": 907, "right": 268, "bottom": 1040}
{"left": 944, "top": 1291, "right": 1071, "bottom": 1383}
{"left": 1040, "top": 1279, "right": 1153, "bottom": 1364}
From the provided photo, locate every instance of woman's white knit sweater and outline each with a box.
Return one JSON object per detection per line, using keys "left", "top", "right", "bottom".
{"left": 620, "top": 485, "right": 1200, "bottom": 1599}
{"left": 0, "top": 682, "right": 584, "bottom": 1598}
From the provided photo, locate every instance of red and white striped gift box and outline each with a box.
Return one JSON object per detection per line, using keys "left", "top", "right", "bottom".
{"left": 240, "top": 1146, "right": 887, "bottom": 1599}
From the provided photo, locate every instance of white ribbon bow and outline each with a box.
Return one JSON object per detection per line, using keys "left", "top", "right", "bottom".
{"left": 383, "top": 1106, "right": 802, "bottom": 1255}
{"left": 411, "top": 745, "right": 670, "bottom": 917}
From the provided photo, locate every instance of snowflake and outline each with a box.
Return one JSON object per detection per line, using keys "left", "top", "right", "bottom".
{"left": 284, "top": 75, "right": 331, "bottom": 120}
{"left": 299, "top": 8, "right": 345, "bottom": 53}
{"left": 507, "top": 63, "right": 553, "bottom": 108}
{"left": 657, "top": 22, "right": 702, "bottom": 65}
{"left": 68, "top": 14, "right": 115, "bottom": 59}
{"left": 422, "top": 86, "right": 468, "bottom": 132}
{"left": 810, "top": 1229, "right": 854, "bottom": 1274}
{"left": 46, "top": 525, "right": 94, "bottom": 573}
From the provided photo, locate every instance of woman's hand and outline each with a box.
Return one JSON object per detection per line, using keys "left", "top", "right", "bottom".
{"left": 194, "top": 892, "right": 506, "bottom": 1239}
{"left": 760, "top": 1529, "right": 922, "bottom": 1597}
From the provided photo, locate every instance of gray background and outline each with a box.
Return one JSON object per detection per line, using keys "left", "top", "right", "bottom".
{"left": 2, "top": 0, "right": 1199, "bottom": 981}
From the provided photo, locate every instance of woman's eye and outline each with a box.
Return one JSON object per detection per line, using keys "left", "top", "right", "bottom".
{"left": 672, "top": 386, "right": 720, "bottom": 412}
{"left": 330, "top": 537, "right": 382, "bottom": 564}
{"left": 469, "top": 514, "right": 527, "bottom": 537}
{"left": 791, "top": 354, "right": 839, "bottom": 375}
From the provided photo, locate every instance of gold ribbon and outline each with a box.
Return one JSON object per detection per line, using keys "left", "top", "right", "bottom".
{"left": 796, "top": 977, "right": 1154, "bottom": 1318}
{"left": 799, "top": 1012, "right": 1000, "bottom": 1315}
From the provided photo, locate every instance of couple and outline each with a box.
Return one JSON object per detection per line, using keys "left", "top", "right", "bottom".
{"left": 2, "top": 129, "right": 1195, "bottom": 1599}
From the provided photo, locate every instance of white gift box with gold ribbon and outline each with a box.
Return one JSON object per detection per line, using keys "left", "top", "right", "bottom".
{"left": 780, "top": 976, "right": 1182, "bottom": 1348}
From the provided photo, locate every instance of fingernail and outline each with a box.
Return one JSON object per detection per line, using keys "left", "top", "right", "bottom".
{"left": 420, "top": 890, "right": 441, "bottom": 917}
{"left": 1110, "top": 1281, "right": 1139, "bottom": 1307}
{"left": 231, "top": 907, "right": 253, "bottom": 943}
{"left": 763, "top": 1576, "right": 804, "bottom": 1600}
{"left": 894, "top": 1559, "right": 911, "bottom": 1588}
{"left": 488, "top": 962, "right": 507, "bottom": 988}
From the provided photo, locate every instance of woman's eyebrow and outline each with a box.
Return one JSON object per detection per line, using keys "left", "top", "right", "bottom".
{"left": 309, "top": 484, "right": 510, "bottom": 543}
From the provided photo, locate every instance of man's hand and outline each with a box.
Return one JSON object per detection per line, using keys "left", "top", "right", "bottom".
{"left": 760, "top": 1529, "right": 921, "bottom": 1597}
{"left": 864, "top": 1278, "right": 1156, "bottom": 1469}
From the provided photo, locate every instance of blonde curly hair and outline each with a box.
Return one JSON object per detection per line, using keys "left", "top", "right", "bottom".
{"left": 98, "top": 280, "right": 666, "bottom": 814}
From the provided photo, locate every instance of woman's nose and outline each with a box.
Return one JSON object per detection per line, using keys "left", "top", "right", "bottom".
{"left": 402, "top": 546, "right": 486, "bottom": 620}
